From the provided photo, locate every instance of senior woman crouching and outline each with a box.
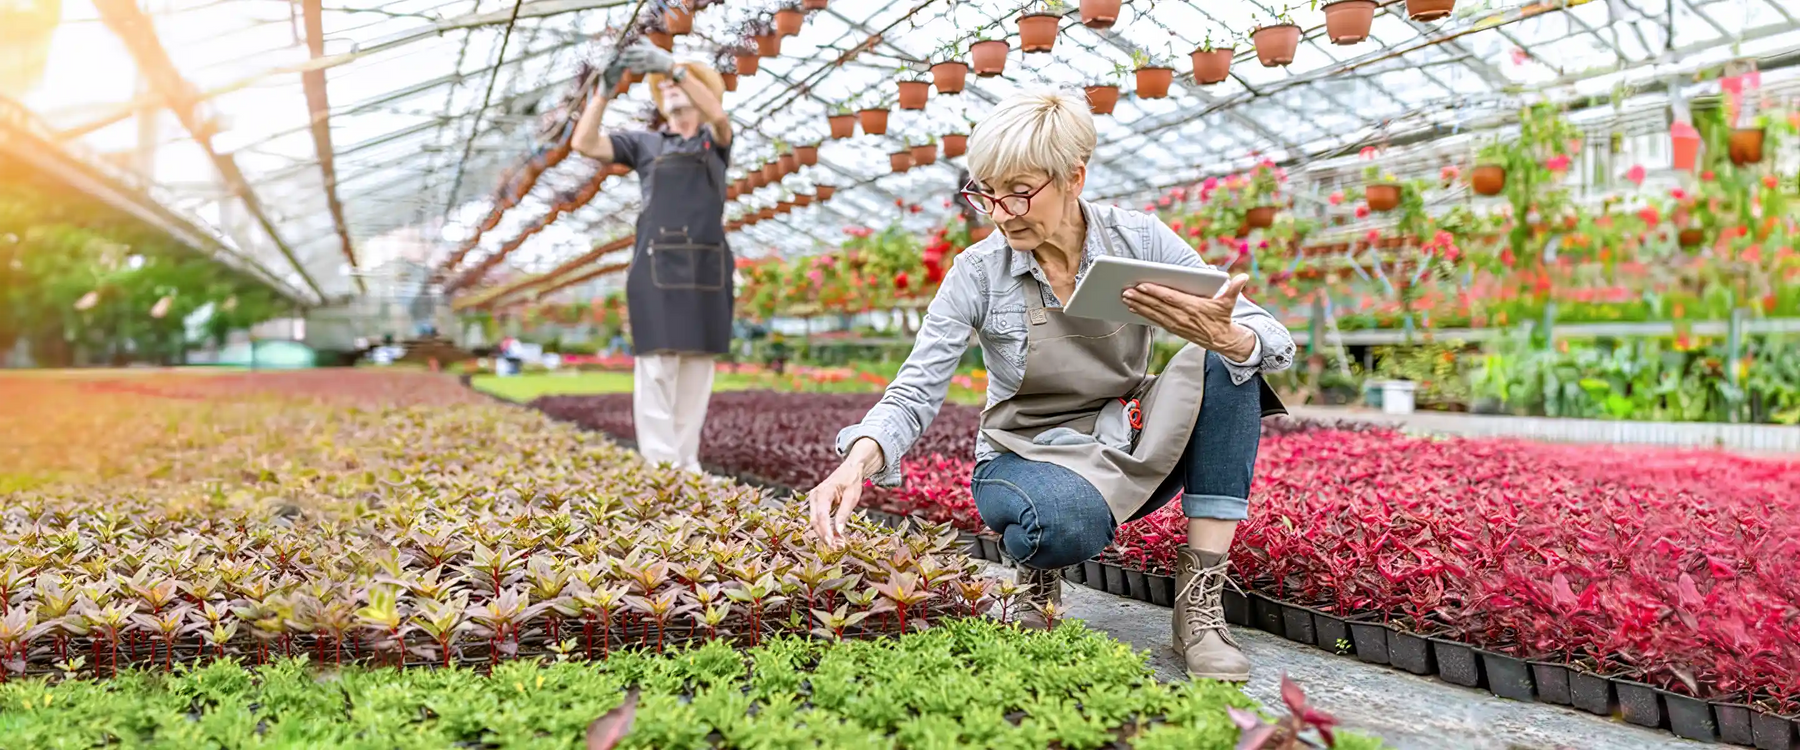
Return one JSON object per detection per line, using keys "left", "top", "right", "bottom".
{"left": 804, "top": 89, "right": 1294, "bottom": 682}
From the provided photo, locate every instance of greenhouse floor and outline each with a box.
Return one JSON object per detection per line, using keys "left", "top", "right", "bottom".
{"left": 1002, "top": 559, "right": 1706, "bottom": 750}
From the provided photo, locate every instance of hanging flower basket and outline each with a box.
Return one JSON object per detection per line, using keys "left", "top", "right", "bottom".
{"left": 1670, "top": 121, "right": 1700, "bottom": 171}
{"left": 1729, "top": 127, "right": 1765, "bottom": 165}
{"left": 777, "top": 200, "right": 796, "bottom": 214}
{"left": 735, "top": 53, "right": 761, "bottom": 76}
{"left": 727, "top": 184, "right": 741, "bottom": 200}
{"left": 931, "top": 61, "right": 968, "bottom": 94}
{"left": 1084, "top": 84, "right": 1120, "bottom": 115}
{"left": 796, "top": 144, "right": 820, "bottom": 166}
{"left": 1365, "top": 183, "right": 1401, "bottom": 211}
{"left": 754, "top": 34, "right": 782, "bottom": 57}
{"left": 721, "top": 72, "right": 739, "bottom": 91}
{"left": 943, "top": 133, "right": 968, "bottom": 158}
{"left": 759, "top": 207, "right": 777, "bottom": 220}
{"left": 1191, "top": 47, "right": 1234, "bottom": 84}
{"left": 1323, "top": 0, "right": 1375, "bottom": 44}
{"left": 1470, "top": 164, "right": 1506, "bottom": 196}
{"left": 804, "top": 0, "right": 828, "bottom": 8}
{"left": 858, "top": 108, "right": 891, "bottom": 136}
{"left": 1246, "top": 205, "right": 1277, "bottom": 228}
{"left": 749, "top": 170, "right": 766, "bottom": 188}
{"left": 817, "top": 185, "right": 837, "bottom": 200}
{"left": 1406, "top": 0, "right": 1456, "bottom": 21}
{"left": 1017, "top": 13, "right": 1060, "bottom": 53}
{"left": 647, "top": 31, "right": 674, "bottom": 51}
{"left": 774, "top": 8, "right": 804, "bottom": 36}
{"left": 1134, "top": 67, "right": 1174, "bottom": 99}
{"left": 1251, "top": 24, "right": 1301, "bottom": 67}
{"left": 779, "top": 153, "right": 800, "bottom": 175}
{"left": 665, "top": 5, "right": 694, "bottom": 34}
{"left": 1079, "top": 0, "right": 1121, "bottom": 28}
{"left": 762, "top": 162, "right": 783, "bottom": 183}
{"left": 890, "top": 151, "right": 914, "bottom": 173}
{"left": 971, "top": 40, "right": 1010, "bottom": 76}
{"left": 827, "top": 114, "right": 856, "bottom": 139}
{"left": 897, "top": 80, "right": 931, "bottom": 110}
{"left": 910, "top": 143, "right": 939, "bottom": 166}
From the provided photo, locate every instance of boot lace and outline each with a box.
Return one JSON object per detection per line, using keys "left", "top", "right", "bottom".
{"left": 1177, "top": 556, "right": 1238, "bottom": 644}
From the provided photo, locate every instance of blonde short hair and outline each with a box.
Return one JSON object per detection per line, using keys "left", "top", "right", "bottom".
{"left": 647, "top": 62, "right": 725, "bottom": 112}
{"left": 967, "top": 89, "right": 1097, "bottom": 187}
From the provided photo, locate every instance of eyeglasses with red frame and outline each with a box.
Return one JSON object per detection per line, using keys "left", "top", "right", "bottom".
{"left": 960, "top": 179, "right": 1053, "bottom": 217}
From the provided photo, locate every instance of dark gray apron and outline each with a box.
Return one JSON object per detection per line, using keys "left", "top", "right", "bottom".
{"left": 626, "top": 134, "right": 733, "bottom": 356}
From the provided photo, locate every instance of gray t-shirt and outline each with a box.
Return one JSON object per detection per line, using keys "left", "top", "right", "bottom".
{"left": 607, "top": 124, "right": 732, "bottom": 202}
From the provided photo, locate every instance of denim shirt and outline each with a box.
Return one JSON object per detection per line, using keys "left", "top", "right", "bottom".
{"left": 835, "top": 202, "right": 1296, "bottom": 487}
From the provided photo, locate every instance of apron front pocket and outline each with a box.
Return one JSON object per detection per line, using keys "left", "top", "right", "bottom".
{"left": 648, "top": 242, "right": 728, "bottom": 291}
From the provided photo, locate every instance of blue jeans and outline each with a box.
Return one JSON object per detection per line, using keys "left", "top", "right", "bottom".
{"left": 970, "top": 352, "right": 1264, "bottom": 570}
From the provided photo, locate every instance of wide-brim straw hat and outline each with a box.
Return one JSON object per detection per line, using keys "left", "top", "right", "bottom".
{"left": 647, "top": 62, "right": 725, "bottom": 111}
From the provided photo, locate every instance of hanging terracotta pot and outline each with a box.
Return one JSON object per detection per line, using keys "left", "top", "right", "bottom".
{"left": 762, "top": 162, "right": 782, "bottom": 183}
{"left": 1191, "top": 47, "right": 1234, "bottom": 84}
{"left": 1234, "top": 222, "right": 1252, "bottom": 238}
{"left": 796, "top": 193, "right": 814, "bottom": 206}
{"left": 1729, "top": 127, "right": 1766, "bottom": 165}
{"left": 1365, "top": 183, "right": 1401, "bottom": 211}
{"left": 777, "top": 200, "right": 795, "bottom": 214}
{"left": 1470, "top": 164, "right": 1506, "bottom": 196}
{"left": 897, "top": 80, "right": 931, "bottom": 110}
{"left": 1134, "top": 67, "right": 1173, "bottom": 99}
{"left": 755, "top": 33, "right": 781, "bottom": 57}
{"left": 1323, "top": 0, "right": 1375, "bottom": 44}
{"left": 780, "top": 152, "right": 799, "bottom": 175}
{"left": 931, "top": 61, "right": 968, "bottom": 94}
{"left": 804, "top": 0, "right": 828, "bottom": 8}
{"left": 827, "top": 114, "right": 856, "bottom": 139}
{"left": 858, "top": 108, "right": 890, "bottom": 136}
{"left": 608, "top": 162, "right": 632, "bottom": 176}
{"left": 721, "top": 72, "right": 739, "bottom": 92}
{"left": 1017, "top": 13, "right": 1060, "bottom": 53}
{"left": 759, "top": 207, "right": 776, "bottom": 220}
{"left": 736, "top": 53, "right": 761, "bottom": 76}
{"left": 727, "top": 184, "right": 740, "bottom": 200}
{"left": 1084, "top": 84, "right": 1120, "bottom": 115}
{"left": 890, "top": 151, "right": 914, "bottom": 173}
{"left": 1670, "top": 121, "right": 1700, "bottom": 171}
{"left": 774, "top": 8, "right": 804, "bottom": 36}
{"left": 1406, "top": 0, "right": 1456, "bottom": 21}
{"left": 750, "top": 170, "right": 768, "bottom": 188}
{"left": 1246, "top": 205, "right": 1277, "bottom": 228}
{"left": 1251, "top": 24, "right": 1301, "bottom": 67}
{"left": 665, "top": 5, "right": 693, "bottom": 34}
{"left": 817, "top": 185, "right": 837, "bottom": 200}
{"left": 910, "top": 143, "right": 939, "bottom": 166}
{"left": 1079, "top": 0, "right": 1121, "bottom": 28}
{"left": 796, "top": 144, "right": 820, "bottom": 166}
{"left": 942, "top": 133, "right": 968, "bottom": 158}
{"left": 971, "top": 40, "right": 1010, "bottom": 76}
{"left": 970, "top": 224, "right": 994, "bottom": 241}
{"left": 647, "top": 31, "right": 674, "bottom": 51}
{"left": 1678, "top": 228, "right": 1704, "bottom": 247}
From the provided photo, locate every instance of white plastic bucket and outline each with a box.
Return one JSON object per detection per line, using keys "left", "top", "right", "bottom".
{"left": 1380, "top": 380, "right": 1418, "bottom": 415}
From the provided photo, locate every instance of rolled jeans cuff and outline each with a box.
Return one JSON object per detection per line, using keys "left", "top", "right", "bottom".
{"left": 1181, "top": 493, "right": 1249, "bottom": 521}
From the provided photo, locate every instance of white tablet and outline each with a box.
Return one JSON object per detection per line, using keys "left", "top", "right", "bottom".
{"left": 1063, "top": 255, "right": 1231, "bottom": 325}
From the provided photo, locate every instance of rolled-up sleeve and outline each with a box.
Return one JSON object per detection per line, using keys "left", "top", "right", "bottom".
{"left": 834, "top": 259, "right": 982, "bottom": 487}
{"left": 1142, "top": 216, "right": 1296, "bottom": 385}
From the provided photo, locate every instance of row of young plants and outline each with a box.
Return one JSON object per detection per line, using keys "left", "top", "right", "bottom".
{"left": 528, "top": 390, "right": 1800, "bottom": 726}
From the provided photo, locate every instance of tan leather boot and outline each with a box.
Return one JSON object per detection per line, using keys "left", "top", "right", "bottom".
{"left": 1173, "top": 547, "right": 1250, "bottom": 682}
{"left": 1015, "top": 566, "right": 1063, "bottom": 630}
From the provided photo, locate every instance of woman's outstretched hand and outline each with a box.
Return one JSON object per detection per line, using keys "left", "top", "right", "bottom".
{"left": 1123, "top": 274, "right": 1258, "bottom": 362}
{"left": 806, "top": 438, "right": 883, "bottom": 546}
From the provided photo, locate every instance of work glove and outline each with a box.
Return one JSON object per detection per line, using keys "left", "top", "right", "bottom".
{"left": 620, "top": 42, "right": 675, "bottom": 75}
{"left": 598, "top": 57, "right": 628, "bottom": 98}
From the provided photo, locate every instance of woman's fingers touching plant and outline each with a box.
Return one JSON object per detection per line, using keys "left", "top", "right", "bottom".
{"left": 807, "top": 461, "right": 865, "bottom": 545}
{"left": 1123, "top": 274, "right": 1258, "bottom": 360}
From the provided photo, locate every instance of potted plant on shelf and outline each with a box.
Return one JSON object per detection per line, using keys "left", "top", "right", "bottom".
{"left": 1085, "top": 70, "right": 1123, "bottom": 116}
{"left": 1407, "top": 0, "right": 1456, "bottom": 21}
{"left": 1130, "top": 49, "right": 1175, "bottom": 99}
{"left": 1017, "top": 0, "right": 1066, "bottom": 54}
{"left": 1323, "top": 0, "right": 1376, "bottom": 44}
{"left": 664, "top": 1, "right": 694, "bottom": 35}
{"left": 971, "top": 34, "right": 1010, "bottom": 76}
{"left": 909, "top": 135, "right": 939, "bottom": 167}
{"left": 1080, "top": 0, "right": 1121, "bottom": 28}
{"left": 1191, "top": 32, "right": 1234, "bottom": 85}
{"left": 826, "top": 103, "right": 857, "bottom": 139}
{"left": 1471, "top": 140, "right": 1507, "bottom": 196}
{"left": 773, "top": 4, "right": 804, "bottom": 36}
{"left": 1249, "top": 10, "right": 1301, "bottom": 67}
{"left": 896, "top": 68, "right": 932, "bottom": 110}
{"left": 930, "top": 46, "right": 969, "bottom": 94}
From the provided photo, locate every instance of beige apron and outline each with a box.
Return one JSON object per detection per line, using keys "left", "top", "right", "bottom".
{"left": 978, "top": 221, "right": 1215, "bottom": 523}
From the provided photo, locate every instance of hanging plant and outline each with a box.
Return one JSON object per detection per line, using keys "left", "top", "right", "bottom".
{"left": 827, "top": 105, "right": 857, "bottom": 139}
{"left": 816, "top": 185, "right": 837, "bottom": 201}
{"left": 720, "top": 72, "right": 739, "bottom": 91}
{"left": 1365, "top": 182, "right": 1401, "bottom": 212}
{"left": 1017, "top": 1, "right": 1065, "bottom": 53}
{"left": 779, "top": 150, "right": 800, "bottom": 175}
{"left": 858, "top": 106, "right": 891, "bottom": 136}
{"left": 762, "top": 161, "right": 783, "bottom": 183}
{"left": 909, "top": 137, "right": 939, "bottom": 167}
{"left": 1322, "top": 0, "right": 1375, "bottom": 44}
{"left": 1729, "top": 126, "right": 1766, "bottom": 165}
{"left": 942, "top": 133, "right": 969, "bottom": 158}
{"left": 1191, "top": 34, "right": 1233, "bottom": 84}
{"left": 803, "top": 0, "right": 828, "bottom": 8}
{"left": 971, "top": 38, "right": 1010, "bottom": 76}
{"left": 773, "top": 5, "right": 804, "bottom": 36}
{"left": 750, "top": 19, "right": 783, "bottom": 57}
{"left": 1471, "top": 141, "right": 1506, "bottom": 196}
{"left": 1079, "top": 0, "right": 1121, "bottom": 28}
{"left": 897, "top": 72, "right": 931, "bottom": 110}
{"left": 795, "top": 143, "right": 820, "bottom": 167}
{"left": 890, "top": 151, "right": 914, "bottom": 173}
{"left": 647, "top": 31, "right": 674, "bottom": 51}
{"left": 735, "top": 50, "right": 761, "bottom": 76}
{"left": 1250, "top": 13, "right": 1301, "bottom": 67}
{"left": 665, "top": 2, "right": 694, "bottom": 34}
{"left": 1406, "top": 0, "right": 1456, "bottom": 21}
{"left": 930, "top": 60, "right": 968, "bottom": 94}
{"left": 1084, "top": 77, "right": 1121, "bottom": 116}
{"left": 1128, "top": 50, "right": 1174, "bottom": 99}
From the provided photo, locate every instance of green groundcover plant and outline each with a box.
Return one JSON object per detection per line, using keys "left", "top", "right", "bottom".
{"left": 0, "top": 617, "right": 1379, "bottom": 750}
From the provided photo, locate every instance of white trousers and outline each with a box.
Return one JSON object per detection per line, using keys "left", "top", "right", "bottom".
{"left": 633, "top": 352, "right": 715, "bottom": 474}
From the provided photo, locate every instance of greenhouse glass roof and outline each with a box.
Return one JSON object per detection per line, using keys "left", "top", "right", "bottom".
{"left": 10, "top": 0, "right": 1800, "bottom": 306}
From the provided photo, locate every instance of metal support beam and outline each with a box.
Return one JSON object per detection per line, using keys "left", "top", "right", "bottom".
{"left": 300, "top": 0, "right": 365, "bottom": 294}
{"left": 92, "top": 0, "right": 327, "bottom": 303}
{"left": 441, "top": 0, "right": 530, "bottom": 220}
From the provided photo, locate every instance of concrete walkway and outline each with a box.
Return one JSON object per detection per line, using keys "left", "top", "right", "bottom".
{"left": 1290, "top": 404, "right": 1800, "bottom": 456}
{"left": 979, "top": 562, "right": 1706, "bottom": 750}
